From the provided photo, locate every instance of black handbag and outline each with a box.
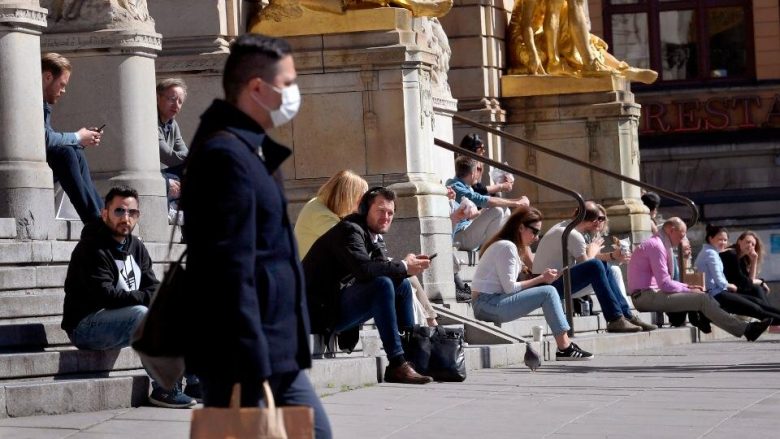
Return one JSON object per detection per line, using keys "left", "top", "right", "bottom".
{"left": 402, "top": 325, "right": 467, "bottom": 382}
{"left": 131, "top": 216, "right": 187, "bottom": 390}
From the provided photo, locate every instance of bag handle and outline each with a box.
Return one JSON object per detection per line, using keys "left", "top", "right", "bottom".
{"left": 228, "top": 381, "right": 277, "bottom": 411}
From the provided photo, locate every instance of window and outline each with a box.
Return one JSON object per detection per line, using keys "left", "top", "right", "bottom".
{"left": 604, "top": 0, "right": 754, "bottom": 85}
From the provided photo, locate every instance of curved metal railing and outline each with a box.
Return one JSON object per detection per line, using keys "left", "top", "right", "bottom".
{"left": 451, "top": 113, "right": 699, "bottom": 228}
{"left": 434, "top": 138, "right": 585, "bottom": 334}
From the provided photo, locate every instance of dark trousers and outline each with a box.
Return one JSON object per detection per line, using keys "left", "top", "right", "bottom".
{"left": 715, "top": 291, "right": 780, "bottom": 325}
{"left": 46, "top": 144, "right": 102, "bottom": 222}
{"left": 335, "top": 276, "right": 414, "bottom": 359}
{"left": 551, "top": 259, "right": 631, "bottom": 321}
{"left": 201, "top": 370, "right": 332, "bottom": 439}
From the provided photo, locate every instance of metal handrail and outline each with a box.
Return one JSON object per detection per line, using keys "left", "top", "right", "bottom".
{"left": 452, "top": 113, "right": 701, "bottom": 329}
{"left": 451, "top": 113, "right": 700, "bottom": 227}
{"left": 434, "top": 138, "right": 585, "bottom": 335}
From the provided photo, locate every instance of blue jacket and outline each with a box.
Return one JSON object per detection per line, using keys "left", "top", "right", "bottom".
{"left": 694, "top": 243, "right": 729, "bottom": 296}
{"left": 43, "top": 102, "right": 79, "bottom": 148}
{"left": 181, "top": 100, "right": 311, "bottom": 382}
{"left": 445, "top": 176, "right": 489, "bottom": 235}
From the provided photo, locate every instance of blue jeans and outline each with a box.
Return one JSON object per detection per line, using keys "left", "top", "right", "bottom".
{"left": 551, "top": 259, "right": 631, "bottom": 321}
{"left": 334, "top": 276, "right": 414, "bottom": 359}
{"left": 70, "top": 305, "right": 147, "bottom": 350}
{"left": 472, "top": 285, "right": 570, "bottom": 335}
{"left": 69, "top": 305, "right": 193, "bottom": 391}
{"left": 46, "top": 144, "right": 103, "bottom": 223}
{"left": 201, "top": 370, "right": 332, "bottom": 439}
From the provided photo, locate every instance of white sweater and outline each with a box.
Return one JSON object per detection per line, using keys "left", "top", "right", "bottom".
{"left": 471, "top": 240, "right": 524, "bottom": 295}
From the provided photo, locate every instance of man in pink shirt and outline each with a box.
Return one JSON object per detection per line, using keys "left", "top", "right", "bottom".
{"left": 628, "top": 217, "right": 770, "bottom": 341}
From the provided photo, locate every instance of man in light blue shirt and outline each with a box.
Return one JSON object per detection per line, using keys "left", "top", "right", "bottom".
{"left": 42, "top": 53, "right": 103, "bottom": 223}
{"left": 445, "top": 156, "right": 529, "bottom": 251}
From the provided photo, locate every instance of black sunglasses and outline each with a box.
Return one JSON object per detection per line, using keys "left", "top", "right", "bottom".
{"left": 525, "top": 224, "right": 541, "bottom": 236}
{"left": 595, "top": 216, "right": 607, "bottom": 222}
{"left": 112, "top": 207, "right": 140, "bottom": 219}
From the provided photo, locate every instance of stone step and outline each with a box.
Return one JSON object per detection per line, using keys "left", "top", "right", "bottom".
{"left": 0, "top": 289, "right": 64, "bottom": 320}
{"left": 0, "top": 346, "right": 141, "bottom": 380}
{"left": 0, "top": 240, "right": 185, "bottom": 266}
{"left": 0, "top": 326, "right": 736, "bottom": 419}
{"left": 0, "top": 265, "right": 67, "bottom": 291}
{"left": 0, "top": 264, "right": 171, "bottom": 291}
{"left": 541, "top": 326, "right": 730, "bottom": 359}
{"left": 0, "top": 319, "right": 69, "bottom": 349}
{"left": 0, "top": 373, "right": 149, "bottom": 418}
{"left": 0, "top": 219, "right": 16, "bottom": 240}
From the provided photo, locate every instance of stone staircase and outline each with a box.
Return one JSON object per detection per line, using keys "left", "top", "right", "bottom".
{"left": 0, "top": 222, "right": 730, "bottom": 418}
{"left": 0, "top": 219, "right": 153, "bottom": 417}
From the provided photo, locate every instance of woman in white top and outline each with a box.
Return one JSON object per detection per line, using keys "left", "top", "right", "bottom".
{"left": 471, "top": 206, "right": 593, "bottom": 360}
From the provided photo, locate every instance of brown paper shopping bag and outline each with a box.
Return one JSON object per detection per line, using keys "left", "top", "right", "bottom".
{"left": 190, "top": 381, "right": 314, "bottom": 439}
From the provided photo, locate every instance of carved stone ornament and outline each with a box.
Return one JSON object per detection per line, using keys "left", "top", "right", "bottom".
{"left": 42, "top": 0, "right": 155, "bottom": 33}
{"left": 416, "top": 17, "right": 452, "bottom": 99}
{"left": 259, "top": 0, "right": 452, "bottom": 22}
{"left": 41, "top": 29, "right": 161, "bottom": 53}
{"left": 0, "top": 3, "right": 48, "bottom": 30}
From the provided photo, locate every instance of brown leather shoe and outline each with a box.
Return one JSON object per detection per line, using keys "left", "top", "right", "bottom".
{"left": 384, "top": 361, "right": 433, "bottom": 384}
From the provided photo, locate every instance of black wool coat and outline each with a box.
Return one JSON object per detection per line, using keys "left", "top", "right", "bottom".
{"left": 181, "top": 100, "right": 311, "bottom": 383}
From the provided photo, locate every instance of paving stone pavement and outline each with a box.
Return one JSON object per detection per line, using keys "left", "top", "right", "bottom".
{"left": 0, "top": 335, "right": 778, "bottom": 438}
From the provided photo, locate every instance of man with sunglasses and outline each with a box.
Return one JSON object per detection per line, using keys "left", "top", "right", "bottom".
{"left": 61, "top": 186, "right": 196, "bottom": 408}
{"left": 533, "top": 201, "right": 656, "bottom": 332}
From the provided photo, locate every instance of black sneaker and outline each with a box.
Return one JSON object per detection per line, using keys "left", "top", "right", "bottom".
{"left": 456, "top": 283, "right": 472, "bottom": 303}
{"left": 745, "top": 318, "right": 772, "bottom": 342}
{"left": 184, "top": 381, "right": 202, "bottom": 400}
{"left": 555, "top": 342, "right": 594, "bottom": 361}
{"left": 149, "top": 385, "right": 197, "bottom": 409}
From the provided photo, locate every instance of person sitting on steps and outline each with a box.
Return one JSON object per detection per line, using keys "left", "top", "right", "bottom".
{"left": 471, "top": 206, "right": 593, "bottom": 361}
{"left": 533, "top": 201, "right": 656, "bottom": 332}
{"left": 628, "top": 217, "right": 770, "bottom": 341}
{"left": 303, "top": 187, "right": 434, "bottom": 384}
{"left": 61, "top": 186, "right": 196, "bottom": 408}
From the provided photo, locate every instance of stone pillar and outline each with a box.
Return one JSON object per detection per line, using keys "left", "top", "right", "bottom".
{"left": 252, "top": 8, "right": 456, "bottom": 301}
{"left": 40, "top": 0, "right": 168, "bottom": 241}
{"left": 439, "top": 0, "right": 511, "bottom": 162}
{"left": 148, "top": 0, "right": 243, "bottom": 137}
{"left": 501, "top": 78, "right": 652, "bottom": 243}
{"left": 0, "top": 0, "right": 54, "bottom": 239}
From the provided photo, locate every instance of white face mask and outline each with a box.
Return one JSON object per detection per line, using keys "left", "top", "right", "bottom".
{"left": 252, "top": 83, "right": 301, "bottom": 127}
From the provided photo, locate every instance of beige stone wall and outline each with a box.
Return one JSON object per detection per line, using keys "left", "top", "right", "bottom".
{"left": 754, "top": 0, "right": 780, "bottom": 80}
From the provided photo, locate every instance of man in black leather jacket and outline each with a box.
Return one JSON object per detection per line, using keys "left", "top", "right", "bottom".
{"left": 303, "top": 187, "right": 434, "bottom": 384}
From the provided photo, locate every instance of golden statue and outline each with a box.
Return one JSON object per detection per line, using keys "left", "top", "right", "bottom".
{"left": 507, "top": 0, "right": 657, "bottom": 84}
{"left": 260, "top": 0, "right": 453, "bottom": 21}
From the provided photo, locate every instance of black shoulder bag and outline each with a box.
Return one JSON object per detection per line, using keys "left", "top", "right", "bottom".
{"left": 131, "top": 211, "right": 187, "bottom": 391}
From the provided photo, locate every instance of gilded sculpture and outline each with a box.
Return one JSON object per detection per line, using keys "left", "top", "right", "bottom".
{"left": 259, "top": 0, "right": 453, "bottom": 21}
{"left": 507, "top": 0, "right": 657, "bottom": 83}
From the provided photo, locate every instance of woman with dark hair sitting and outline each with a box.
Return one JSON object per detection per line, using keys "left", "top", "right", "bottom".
{"left": 694, "top": 225, "right": 779, "bottom": 325}
{"left": 471, "top": 206, "right": 593, "bottom": 361}
{"left": 720, "top": 231, "right": 772, "bottom": 299}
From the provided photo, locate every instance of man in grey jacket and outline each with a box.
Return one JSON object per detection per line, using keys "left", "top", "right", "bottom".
{"left": 156, "top": 78, "right": 189, "bottom": 212}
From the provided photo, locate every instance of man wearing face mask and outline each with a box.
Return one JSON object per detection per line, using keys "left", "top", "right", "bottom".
{"left": 180, "top": 34, "right": 331, "bottom": 438}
